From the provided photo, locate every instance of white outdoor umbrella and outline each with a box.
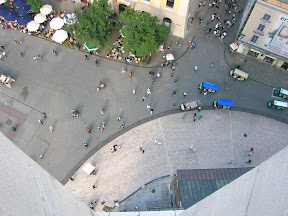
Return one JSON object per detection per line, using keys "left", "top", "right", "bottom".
{"left": 0, "top": 0, "right": 7, "bottom": 4}
{"left": 52, "top": 29, "right": 68, "bottom": 43}
{"left": 34, "top": 13, "right": 46, "bottom": 23}
{"left": 27, "top": 20, "right": 40, "bottom": 32}
{"left": 40, "top": 4, "right": 52, "bottom": 15}
{"left": 50, "top": 17, "right": 64, "bottom": 30}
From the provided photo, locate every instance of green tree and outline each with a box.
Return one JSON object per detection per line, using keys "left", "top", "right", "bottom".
{"left": 119, "top": 7, "right": 170, "bottom": 57}
{"left": 65, "top": 0, "right": 115, "bottom": 50}
{"left": 26, "top": 0, "right": 42, "bottom": 12}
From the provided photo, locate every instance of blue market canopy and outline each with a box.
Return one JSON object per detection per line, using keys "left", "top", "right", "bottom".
{"left": 203, "top": 82, "right": 219, "bottom": 91}
{"left": 217, "top": 99, "right": 234, "bottom": 107}
{"left": 4, "top": 10, "right": 18, "bottom": 22}
{"left": 13, "top": 0, "right": 27, "bottom": 8}
{"left": 17, "top": 15, "right": 30, "bottom": 26}
{"left": 17, "top": 5, "right": 31, "bottom": 16}
{"left": 0, "top": 5, "right": 8, "bottom": 16}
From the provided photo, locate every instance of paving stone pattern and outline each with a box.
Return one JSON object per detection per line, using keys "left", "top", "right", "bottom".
{"left": 65, "top": 110, "right": 288, "bottom": 212}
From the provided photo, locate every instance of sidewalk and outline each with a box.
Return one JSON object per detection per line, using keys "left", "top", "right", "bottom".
{"left": 65, "top": 110, "right": 288, "bottom": 212}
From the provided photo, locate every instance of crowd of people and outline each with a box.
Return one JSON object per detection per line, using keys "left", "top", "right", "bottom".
{"left": 194, "top": 0, "right": 242, "bottom": 42}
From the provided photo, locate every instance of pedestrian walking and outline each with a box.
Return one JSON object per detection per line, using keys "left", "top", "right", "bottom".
{"left": 117, "top": 116, "right": 121, "bottom": 121}
{"left": 170, "top": 73, "right": 174, "bottom": 78}
{"left": 248, "top": 151, "right": 253, "bottom": 156}
{"left": 203, "top": 92, "right": 207, "bottom": 97}
{"left": 208, "top": 3, "right": 212, "bottom": 8}
{"left": 86, "top": 127, "right": 91, "bottom": 134}
{"left": 150, "top": 108, "right": 153, "bottom": 115}
{"left": 122, "top": 67, "right": 127, "bottom": 73}
{"left": 157, "top": 72, "right": 160, "bottom": 78}
{"left": 173, "top": 103, "right": 176, "bottom": 108}
{"left": 49, "top": 125, "right": 53, "bottom": 132}
{"left": 227, "top": 160, "right": 233, "bottom": 164}
{"left": 190, "top": 145, "right": 197, "bottom": 152}
{"left": 93, "top": 185, "right": 97, "bottom": 189}
{"left": 198, "top": 2, "right": 202, "bottom": 7}
{"left": 250, "top": 148, "right": 254, "bottom": 152}
{"left": 246, "top": 160, "right": 252, "bottom": 164}
{"left": 0, "top": 55, "right": 3, "bottom": 61}
{"left": 199, "top": 115, "right": 202, "bottom": 120}
{"left": 132, "top": 89, "right": 136, "bottom": 94}
{"left": 173, "top": 91, "right": 176, "bottom": 96}
{"left": 39, "top": 154, "right": 44, "bottom": 159}
{"left": 147, "top": 104, "right": 151, "bottom": 109}
{"left": 0, "top": 44, "right": 4, "bottom": 49}
{"left": 69, "top": 177, "right": 75, "bottom": 181}
{"left": 142, "top": 96, "right": 146, "bottom": 102}
{"left": 52, "top": 49, "right": 57, "bottom": 55}
{"left": 171, "top": 64, "right": 175, "bottom": 71}
{"left": 5, "top": 101, "right": 11, "bottom": 106}
{"left": 84, "top": 55, "right": 89, "bottom": 60}
{"left": 198, "top": 106, "right": 201, "bottom": 113}
{"left": 210, "top": 62, "right": 214, "bottom": 67}
{"left": 155, "top": 139, "right": 158, "bottom": 144}
{"left": 120, "top": 125, "right": 124, "bottom": 129}
{"left": 84, "top": 142, "right": 88, "bottom": 147}
{"left": 194, "top": 66, "right": 198, "bottom": 71}
{"left": 183, "top": 92, "right": 187, "bottom": 97}
{"left": 173, "top": 78, "right": 178, "bottom": 84}
{"left": 38, "top": 119, "right": 43, "bottom": 124}
{"left": 146, "top": 88, "right": 151, "bottom": 95}
{"left": 15, "top": 40, "right": 19, "bottom": 44}
{"left": 2, "top": 51, "right": 7, "bottom": 57}
{"left": 152, "top": 79, "right": 155, "bottom": 84}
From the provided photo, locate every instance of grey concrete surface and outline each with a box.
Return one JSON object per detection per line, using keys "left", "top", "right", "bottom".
{"left": 0, "top": 0, "right": 288, "bottom": 184}
{"left": 0, "top": 132, "right": 99, "bottom": 216}
{"left": 65, "top": 110, "right": 288, "bottom": 212}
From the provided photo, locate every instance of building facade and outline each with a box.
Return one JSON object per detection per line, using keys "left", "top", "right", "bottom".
{"left": 237, "top": 0, "right": 288, "bottom": 70}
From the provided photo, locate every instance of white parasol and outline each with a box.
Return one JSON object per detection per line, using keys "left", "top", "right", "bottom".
{"left": 34, "top": 13, "right": 46, "bottom": 23}
{"left": 52, "top": 29, "right": 68, "bottom": 43}
{"left": 27, "top": 20, "right": 40, "bottom": 32}
{"left": 40, "top": 4, "right": 52, "bottom": 15}
{"left": 50, "top": 17, "right": 64, "bottom": 30}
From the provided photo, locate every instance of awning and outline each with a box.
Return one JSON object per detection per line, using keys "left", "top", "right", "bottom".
{"left": 203, "top": 82, "right": 219, "bottom": 91}
{"left": 166, "top": 53, "right": 174, "bottom": 61}
{"left": 84, "top": 42, "right": 98, "bottom": 51}
{"left": 249, "top": 48, "right": 260, "bottom": 53}
{"left": 218, "top": 99, "right": 234, "bottom": 107}
{"left": 82, "top": 163, "right": 96, "bottom": 175}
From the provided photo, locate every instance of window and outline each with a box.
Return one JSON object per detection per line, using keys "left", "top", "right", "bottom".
{"left": 257, "top": 24, "right": 265, "bottom": 31}
{"left": 163, "top": 18, "right": 172, "bottom": 29}
{"left": 263, "top": 14, "right": 271, "bottom": 21}
{"left": 166, "top": 0, "right": 174, "bottom": 8}
{"left": 250, "top": 35, "right": 259, "bottom": 43}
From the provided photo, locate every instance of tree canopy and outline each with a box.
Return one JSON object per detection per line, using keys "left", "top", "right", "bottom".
{"left": 26, "top": 0, "right": 41, "bottom": 12}
{"left": 65, "top": 0, "right": 115, "bottom": 50}
{"left": 119, "top": 7, "right": 170, "bottom": 57}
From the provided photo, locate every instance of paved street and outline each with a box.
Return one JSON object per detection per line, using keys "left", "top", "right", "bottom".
{"left": 0, "top": 0, "right": 288, "bottom": 184}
